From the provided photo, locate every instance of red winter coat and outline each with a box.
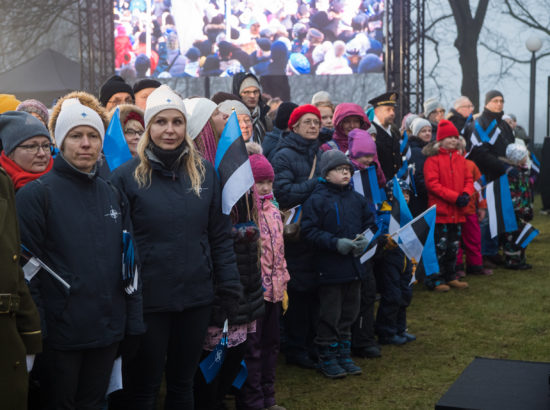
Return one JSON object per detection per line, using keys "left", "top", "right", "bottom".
{"left": 423, "top": 144, "right": 474, "bottom": 224}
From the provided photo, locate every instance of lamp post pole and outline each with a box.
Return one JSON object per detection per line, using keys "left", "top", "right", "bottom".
{"left": 526, "top": 36, "right": 542, "bottom": 151}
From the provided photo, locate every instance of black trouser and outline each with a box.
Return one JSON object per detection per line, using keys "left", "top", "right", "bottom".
{"left": 352, "top": 264, "right": 378, "bottom": 349}
{"left": 40, "top": 342, "right": 118, "bottom": 410}
{"left": 283, "top": 289, "right": 318, "bottom": 359}
{"left": 315, "top": 281, "right": 361, "bottom": 346}
{"left": 122, "top": 307, "right": 211, "bottom": 410}
{"left": 435, "top": 223, "right": 461, "bottom": 283}
{"left": 194, "top": 341, "right": 248, "bottom": 410}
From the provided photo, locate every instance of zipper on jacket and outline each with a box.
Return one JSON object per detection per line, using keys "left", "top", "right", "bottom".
{"left": 334, "top": 202, "right": 340, "bottom": 225}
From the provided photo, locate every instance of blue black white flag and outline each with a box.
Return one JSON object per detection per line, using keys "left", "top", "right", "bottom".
{"left": 515, "top": 223, "right": 539, "bottom": 249}
{"left": 232, "top": 360, "right": 248, "bottom": 389}
{"left": 359, "top": 227, "right": 381, "bottom": 263}
{"left": 122, "top": 230, "right": 138, "bottom": 295}
{"left": 103, "top": 107, "right": 133, "bottom": 171}
{"left": 200, "top": 320, "right": 229, "bottom": 384}
{"left": 400, "top": 131, "right": 411, "bottom": 160}
{"left": 352, "top": 166, "right": 386, "bottom": 205}
{"left": 485, "top": 174, "right": 518, "bottom": 238}
{"left": 215, "top": 112, "right": 255, "bottom": 215}
{"left": 389, "top": 176, "right": 413, "bottom": 234}
{"left": 531, "top": 152, "right": 540, "bottom": 174}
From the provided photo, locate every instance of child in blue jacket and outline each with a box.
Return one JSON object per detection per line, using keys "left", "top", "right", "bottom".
{"left": 373, "top": 179, "right": 415, "bottom": 345}
{"left": 301, "top": 150, "right": 377, "bottom": 379}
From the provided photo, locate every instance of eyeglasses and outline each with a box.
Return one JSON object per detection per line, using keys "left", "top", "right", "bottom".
{"left": 301, "top": 119, "right": 320, "bottom": 127}
{"left": 17, "top": 142, "right": 53, "bottom": 155}
{"left": 124, "top": 128, "right": 143, "bottom": 137}
{"left": 333, "top": 166, "right": 351, "bottom": 173}
{"left": 108, "top": 97, "right": 134, "bottom": 105}
{"left": 458, "top": 103, "right": 474, "bottom": 109}
{"left": 434, "top": 109, "right": 445, "bottom": 114}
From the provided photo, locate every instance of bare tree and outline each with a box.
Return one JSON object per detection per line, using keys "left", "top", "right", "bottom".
{"left": 448, "top": 0, "right": 489, "bottom": 111}
{"left": 0, "top": 0, "right": 77, "bottom": 72}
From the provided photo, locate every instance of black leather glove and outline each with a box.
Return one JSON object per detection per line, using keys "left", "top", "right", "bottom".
{"left": 117, "top": 334, "right": 142, "bottom": 361}
{"left": 506, "top": 166, "right": 520, "bottom": 178}
{"left": 211, "top": 283, "right": 242, "bottom": 327}
{"left": 455, "top": 193, "right": 470, "bottom": 208}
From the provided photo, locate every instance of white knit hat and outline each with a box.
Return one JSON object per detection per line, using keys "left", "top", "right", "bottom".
{"left": 506, "top": 143, "right": 528, "bottom": 164}
{"left": 411, "top": 117, "right": 432, "bottom": 137}
{"left": 54, "top": 98, "right": 105, "bottom": 148}
{"left": 217, "top": 100, "right": 251, "bottom": 118}
{"left": 144, "top": 84, "right": 186, "bottom": 127}
{"left": 183, "top": 98, "right": 217, "bottom": 140}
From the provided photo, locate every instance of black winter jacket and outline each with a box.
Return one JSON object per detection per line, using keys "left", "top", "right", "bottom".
{"left": 16, "top": 155, "right": 145, "bottom": 350}
{"left": 373, "top": 122, "right": 402, "bottom": 181}
{"left": 110, "top": 152, "right": 240, "bottom": 313}
{"left": 408, "top": 136, "right": 429, "bottom": 217}
{"left": 464, "top": 109, "right": 515, "bottom": 182}
{"left": 301, "top": 181, "right": 376, "bottom": 284}
{"left": 271, "top": 131, "right": 321, "bottom": 291}
{"left": 230, "top": 196, "right": 264, "bottom": 325}
{"left": 262, "top": 127, "right": 283, "bottom": 162}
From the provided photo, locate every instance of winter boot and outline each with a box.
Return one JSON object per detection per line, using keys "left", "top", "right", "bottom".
{"left": 318, "top": 344, "right": 347, "bottom": 379}
{"left": 337, "top": 341, "right": 362, "bottom": 375}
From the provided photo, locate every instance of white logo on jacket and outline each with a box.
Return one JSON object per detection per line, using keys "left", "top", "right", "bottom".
{"left": 105, "top": 206, "right": 121, "bottom": 220}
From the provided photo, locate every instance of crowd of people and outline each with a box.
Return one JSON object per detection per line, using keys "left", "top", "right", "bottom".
{"left": 113, "top": 0, "right": 385, "bottom": 80}
{"left": 0, "top": 69, "right": 541, "bottom": 410}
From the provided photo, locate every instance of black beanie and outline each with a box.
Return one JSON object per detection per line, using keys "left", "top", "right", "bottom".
{"left": 485, "top": 90, "right": 503, "bottom": 106}
{"left": 99, "top": 75, "right": 134, "bottom": 107}
{"left": 133, "top": 79, "right": 161, "bottom": 94}
{"left": 275, "top": 102, "right": 298, "bottom": 130}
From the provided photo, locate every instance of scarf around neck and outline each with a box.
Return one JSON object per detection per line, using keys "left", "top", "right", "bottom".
{"left": 0, "top": 151, "right": 53, "bottom": 191}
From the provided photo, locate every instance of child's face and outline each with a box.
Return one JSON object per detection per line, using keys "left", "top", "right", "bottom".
{"left": 255, "top": 179, "right": 273, "bottom": 196}
{"left": 387, "top": 191, "right": 410, "bottom": 204}
{"left": 355, "top": 154, "right": 375, "bottom": 167}
{"left": 326, "top": 165, "right": 352, "bottom": 186}
{"left": 441, "top": 135, "right": 458, "bottom": 150}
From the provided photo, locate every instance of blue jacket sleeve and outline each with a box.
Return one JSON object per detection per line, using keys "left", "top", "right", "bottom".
{"left": 272, "top": 152, "right": 318, "bottom": 209}
{"left": 300, "top": 195, "right": 339, "bottom": 251}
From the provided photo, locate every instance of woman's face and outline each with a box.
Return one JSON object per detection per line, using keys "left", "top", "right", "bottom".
{"left": 61, "top": 126, "right": 102, "bottom": 173}
{"left": 340, "top": 115, "right": 363, "bottom": 136}
{"left": 418, "top": 126, "right": 432, "bottom": 142}
{"left": 123, "top": 119, "right": 144, "bottom": 157}
{"left": 211, "top": 108, "right": 229, "bottom": 137}
{"left": 237, "top": 114, "right": 253, "bottom": 141}
{"left": 319, "top": 106, "right": 334, "bottom": 128}
{"left": 9, "top": 136, "right": 51, "bottom": 173}
{"left": 293, "top": 113, "right": 320, "bottom": 140}
{"left": 149, "top": 109, "right": 187, "bottom": 150}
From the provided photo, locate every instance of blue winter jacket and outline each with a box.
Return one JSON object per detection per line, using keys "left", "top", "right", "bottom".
{"left": 301, "top": 180, "right": 376, "bottom": 285}
{"left": 16, "top": 155, "right": 145, "bottom": 350}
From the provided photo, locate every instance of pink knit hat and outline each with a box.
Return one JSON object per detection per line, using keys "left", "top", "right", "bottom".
{"left": 249, "top": 154, "right": 274, "bottom": 182}
{"left": 348, "top": 128, "right": 377, "bottom": 158}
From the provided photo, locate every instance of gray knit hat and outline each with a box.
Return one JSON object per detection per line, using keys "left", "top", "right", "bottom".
{"left": 485, "top": 90, "right": 504, "bottom": 106}
{"left": 411, "top": 117, "right": 432, "bottom": 137}
{"left": 423, "top": 97, "right": 444, "bottom": 117}
{"left": 217, "top": 100, "right": 251, "bottom": 118}
{"left": 319, "top": 149, "right": 352, "bottom": 177}
{"left": 0, "top": 111, "right": 51, "bottom": 155}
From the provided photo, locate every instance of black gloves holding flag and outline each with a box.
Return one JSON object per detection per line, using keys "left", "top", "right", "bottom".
{"left": 455, "top": 193, "right": 470, "bottom": 208}
{"left": 210, "top": 281, "right": 243, "bottom": 327}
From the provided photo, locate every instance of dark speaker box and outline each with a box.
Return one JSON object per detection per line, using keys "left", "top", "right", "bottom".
{"left": 435, "top": 357, "right": 550, "bottom": 410}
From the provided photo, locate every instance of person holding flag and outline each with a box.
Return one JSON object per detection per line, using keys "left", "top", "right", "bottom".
{"left": 502, "top": 143, "right": 534, "bottom": 269}
{"left": 301, "top": 149, "right": 376, "bottom": 379}
{"left": 424, "top": 119, "right": 474, "bottom": 291}
{"left": 16, "top": 96, "right": 145, "bottom": 409}
{"left": 109, "top": 85, "right": 241, "bottom": 409}
{"left": 372, "top": 178, "right": 415, "bottom": 345}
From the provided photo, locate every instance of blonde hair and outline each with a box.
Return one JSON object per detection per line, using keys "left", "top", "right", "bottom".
{"left": 134, "top": 113, "right": 205, "bottom": 195}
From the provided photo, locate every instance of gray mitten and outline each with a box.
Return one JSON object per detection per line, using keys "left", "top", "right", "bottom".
{"left": 336, "top": 238, "right": 356, "bottom": 255}
{"left": 352, "top": 238, "right": 370, "bottom": 257}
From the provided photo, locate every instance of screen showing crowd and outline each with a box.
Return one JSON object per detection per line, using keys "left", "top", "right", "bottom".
{"left": 113, "top": 0, "right": 385, "bottom": 79}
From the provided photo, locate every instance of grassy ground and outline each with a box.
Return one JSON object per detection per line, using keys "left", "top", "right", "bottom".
{"left": 272, "top": 197, "right": 550, "bottom": 410}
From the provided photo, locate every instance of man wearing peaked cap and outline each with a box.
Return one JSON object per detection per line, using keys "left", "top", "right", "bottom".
{"left": 368, "top": 91, "right": 402, "bottom": 181}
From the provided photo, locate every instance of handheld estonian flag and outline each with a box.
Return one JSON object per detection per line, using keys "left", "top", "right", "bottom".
{"left": 515, "top": 223, "right": 539, "bottom": 249}
{"left": 200, "top": 320, "right": 229, "bottom": 384}
{"left": 485, "top": 174, "right": 518, "bottom": 238}
{"left": 352, "top": 166, "right": 386, "bottom": 205}
{"left": 122, "top": 230, "right": 138, "bottom": 295}
{"left": 232, "top": 360, "right": 248, "bottom": 389}
{"left": 215, "top": 112, "right": 255, "bottom": 215}
{"left": 359, "top": 227, "right": 381, "bottom": 263}
{"left": 103, "top": 107, "right": 133, "bottom": 171}
{"left": 389, "top": 176, "right": 412, "bottom": 234}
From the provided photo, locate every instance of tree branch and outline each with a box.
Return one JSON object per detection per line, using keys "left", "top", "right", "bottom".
{"left": 503, "top": 0, "right": 550, "bottom": 36}
{"left": 425, "top": 14, "right": 453, "bottom": 32}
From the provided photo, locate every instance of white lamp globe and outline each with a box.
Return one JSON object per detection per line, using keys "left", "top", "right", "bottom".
{"left": 526, "top": 36, "right": 542, "bottom": 53}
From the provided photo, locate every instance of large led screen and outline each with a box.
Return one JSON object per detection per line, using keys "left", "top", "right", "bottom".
{"left": 113, "top": 0, "right": 385, "bottom": 78}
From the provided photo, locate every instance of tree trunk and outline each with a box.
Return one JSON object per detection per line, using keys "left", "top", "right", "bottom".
{"left": 449, "top": 0, "right": 489, "bottom": 112}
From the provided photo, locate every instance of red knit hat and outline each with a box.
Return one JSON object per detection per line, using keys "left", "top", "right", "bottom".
{"left": 436, "top": 119, "right": 459, "bottom": 141}
{"left": 249, "top": 154, "right": 275, "bottom": 182}
{"left": 288, "top": 104, "right": 321, "bottom": 129}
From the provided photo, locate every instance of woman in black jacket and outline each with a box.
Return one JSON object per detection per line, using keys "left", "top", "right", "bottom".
{"left": 271, "top": 104, "right": 322, "bottom": 369}
{"left": 110, "top": 85, "right": 241, "bottom": 409}
{"left": 16, "top": 95, "right": 145, "bottom": 410}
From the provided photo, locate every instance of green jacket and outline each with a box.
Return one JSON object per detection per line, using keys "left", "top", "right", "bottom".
{"left": 0, "top": 167, "right": 42, "bottom": 410}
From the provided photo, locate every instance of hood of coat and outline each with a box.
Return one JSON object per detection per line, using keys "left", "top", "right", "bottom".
{"left": 421, "top": 140, "right": 440, "bottom": 157}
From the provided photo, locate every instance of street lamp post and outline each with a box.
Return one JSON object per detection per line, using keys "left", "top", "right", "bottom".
{"left": 526, "top": 36, "right": 543, "bottom": 151}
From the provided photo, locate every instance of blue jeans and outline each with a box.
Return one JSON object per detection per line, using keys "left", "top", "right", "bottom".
{"left": 479, "top": 215, "right": 499, "bottom": 256}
